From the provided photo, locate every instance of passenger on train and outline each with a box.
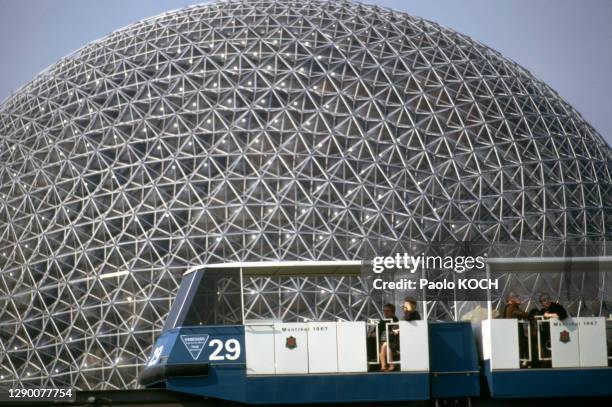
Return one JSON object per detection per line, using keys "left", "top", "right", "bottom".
{"left": 389, "top": 297, "right": 422, "bottom": 334}
{"left": 379, "top": 297, "right": 423, "bottom": 372}
{"left": 536, "top": 293, "right": 568, "bottom": 320}
{"left": 529, "top": 293, "right": 569, "bottom": 368}
{"left": 501, "top": 292, "right": 531, "bottom": 366}
{"left": 402, "top": 296, "right": 421, "bottom": 321}
{"left": 377, "top": 303, "right": 399, "bottom": 372}
{"left": 501, "top": 292, "right": 529, "bottom": 319}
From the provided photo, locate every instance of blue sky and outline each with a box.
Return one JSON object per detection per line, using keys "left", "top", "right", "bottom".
{"left": 1, "top": 0, "right": 611, "bottom": 144}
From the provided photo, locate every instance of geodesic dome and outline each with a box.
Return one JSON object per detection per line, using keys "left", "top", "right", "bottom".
{"left": 0, "top": 0, "right": 610, "bottom": 390}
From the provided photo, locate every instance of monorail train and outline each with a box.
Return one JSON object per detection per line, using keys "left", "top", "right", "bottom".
{"left": 139, "top": 260, "right": 612, "bottom": 404}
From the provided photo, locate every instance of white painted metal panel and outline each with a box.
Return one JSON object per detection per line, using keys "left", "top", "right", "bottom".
{"left": 577, "top": 317, "right": 607, "bottom": 367}
{"left": 550, "top": 318, "right": 580, "bottom": 368}
{"left": 273, "top": 322, "right": 309, "bottom": 374}
{"left": 472, "top": 321, "right": 484, "bottom": 361}
{"left": 485, "top": 319, "right": 520, "bottom": 370}
{"left": 245, "top": 324, "right": 275, "bottom": 375}
{"left": 307, "top": 322, "right": 338, "bottom": 373}
{"left": 398, "top": 320, "right": 429, "bottom": 372}
{"left": 336, "top": 321, "right": 367, "bottom": 373}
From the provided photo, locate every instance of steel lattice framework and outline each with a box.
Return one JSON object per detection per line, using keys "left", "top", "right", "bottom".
{"left": 0, "top": 0, "right": 611, "bottom": 390}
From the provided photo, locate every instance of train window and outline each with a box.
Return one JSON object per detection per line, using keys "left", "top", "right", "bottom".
{"left": 182, "top": 268, "right": 242, "bottom": 326}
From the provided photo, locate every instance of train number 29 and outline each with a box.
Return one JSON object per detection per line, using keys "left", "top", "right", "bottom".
{"left": 209, "top": 338, "right": 241, "bottom": 361}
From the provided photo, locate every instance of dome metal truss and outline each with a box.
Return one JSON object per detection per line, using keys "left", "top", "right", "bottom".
{"left": 0, "top": 0, "right": 611, "bottom": 390}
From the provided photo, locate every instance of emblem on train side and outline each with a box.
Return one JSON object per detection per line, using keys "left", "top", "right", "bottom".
{"left": 559, "top": 330, "right": 570, "bottom": 343}
{"left": 285, "top": 336, "right": 297, "bottom": 349}
{"left": 180, "top": 334, "right": 210, "bottom": 360}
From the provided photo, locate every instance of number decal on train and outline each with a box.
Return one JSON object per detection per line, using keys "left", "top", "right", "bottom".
{"left": 209, "top": 338, "right": 241, "bottom": 361}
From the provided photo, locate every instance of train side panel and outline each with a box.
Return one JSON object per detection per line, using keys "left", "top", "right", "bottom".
{"left": 429, "top": 322, "right": 480, "bottom": 398}
{"left": 479, "top": 318, "right": 612, "bottom": 398}
{"left": 141, "top": 323, "right": 433, "bottom": 404}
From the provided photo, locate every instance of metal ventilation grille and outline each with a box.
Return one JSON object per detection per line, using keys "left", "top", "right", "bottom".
{"left": 0, "top": 0, "right": 610, "bottom": 390}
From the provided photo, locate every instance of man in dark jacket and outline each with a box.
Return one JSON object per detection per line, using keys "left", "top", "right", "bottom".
{"left": 537, "top": 293, "right": 568, "bottom": 320}
{"left": 532, "top": 293, "right": 569, "bottom": 367}
{"left": 501, "top": 292, "right": 530, "bottom": 364}
{"left": 402, "top": 296, "right": 421, "bottom": 321}
{"left": 502, "top": 292, "right": 529, "bottom": 319}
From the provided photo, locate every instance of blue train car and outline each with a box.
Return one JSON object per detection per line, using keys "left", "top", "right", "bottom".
{"left": 476, "top": 257, "right": 612, "bottom": 399}
{"left": 139, "top": 259, "right": 612, "bottom": 403}
{"left": 139, "top": 261, "right": 479, "bottom": 404}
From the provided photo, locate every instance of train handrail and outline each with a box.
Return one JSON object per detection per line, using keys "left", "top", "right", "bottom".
{"left": 386, "top": 322, "right": 400, "bottom": 366}
{"left": 367, "top": 319, "right": 381, "bottom": 365}
{"left": 535, "top": 318, "right": 552, "bottom": 361}
{"left": 367, "top": 319, "right": 401, "bottom": 367}
{"left": 518, "top": 319, "right": 532, "bottom": 364}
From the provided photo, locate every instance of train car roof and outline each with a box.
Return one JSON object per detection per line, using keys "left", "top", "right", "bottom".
{"left": 487, "top": 256, "right": 612, "bottom": 273}
{"left": 184, "top": 260, "right": 364, "bottom": 277}
{"left": 183, "top": 256, "right": 612, "bottom": 277}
